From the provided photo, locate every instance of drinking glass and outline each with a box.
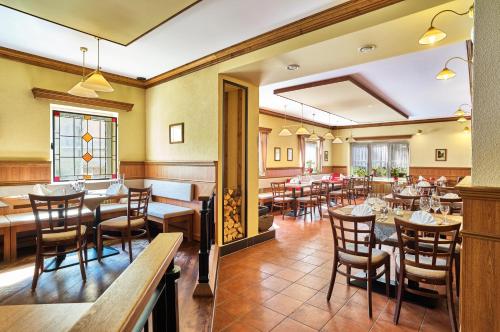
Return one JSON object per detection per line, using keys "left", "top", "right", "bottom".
{"left": 431, "top": 197, "right": 441, "bottom": 213}
{"left": 440, "top": 203, "right": 450, "bottom": 223}
{"left": 419, "top": 197, "right": 431, "bottom": 213}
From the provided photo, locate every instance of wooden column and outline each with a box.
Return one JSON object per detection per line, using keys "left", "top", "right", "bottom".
{"left": 457, "top": 177, "right": 500, "bottom": 331}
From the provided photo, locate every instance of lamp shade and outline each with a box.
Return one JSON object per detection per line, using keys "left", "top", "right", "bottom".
{"left": 296, "top": 126, "right": 310, "bottom": 135}
{"left": 323, "top": 132, "right": 335, "bottom": 140}
{"left": 463, "top": 126, "right": 470, "bottom": 133}
{"left": 332, "top": 137, "right": 343, "bottom": 144}
{"left": 419, "top": 26, "right": 447, "bottom": 45}
{"left": 68, "top": 81, "right": 99, "bottom": 98}
{"left": 278, "top": 128, "right": 292, "bottom": 136}
{"left": 457, "top": 116, "right": 467, "bottom": 123}
{"left": 82, "top": 71, "right": 114, "bottom": 92}
{"left": 309, "top": 132, "right": 319, "bottom": 141}
{"left": 454, "top": 108, "right": 466, "bottom": 117}
{"left": 436, "top": 67, "right": 456, "bottom": 80}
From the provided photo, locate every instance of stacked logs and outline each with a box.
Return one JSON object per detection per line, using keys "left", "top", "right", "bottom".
{"left": 223, "top": 188, "right": 244, "bottom": 243}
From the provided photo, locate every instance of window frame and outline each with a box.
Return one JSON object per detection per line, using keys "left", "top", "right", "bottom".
{"left": 51, "top": 108, "right": 118, "bottom": 183}
{"left": 305, "top": 140, "right": 319, "bottom": 172}
{"left": 350, "top": 141, "right": 409, "bottom": 178}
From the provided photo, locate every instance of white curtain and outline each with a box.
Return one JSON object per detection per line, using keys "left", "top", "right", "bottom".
{"left": 298, "top": 135, "right": 307, "bottom": 171}
{"left": 370, "top": 143, "right": 389, "bottom": 176}
{"left": 258, "top": 131, "right": 268, "bottom": 176}
{"left": 350, "top": 142, "right": 409, "bottom": 177}
{"left": 351, "top": 144, "right": 369, "bottom": 170}
{"left": 317, "top": 139, "right": 324, "bottom": 173}
{"left": 390, "top": 143, "right": 409, "bottom": 171}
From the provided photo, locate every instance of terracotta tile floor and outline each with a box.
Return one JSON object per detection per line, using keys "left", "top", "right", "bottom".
{"left": 214, "top": 207, "right": 457, "bottom": 331}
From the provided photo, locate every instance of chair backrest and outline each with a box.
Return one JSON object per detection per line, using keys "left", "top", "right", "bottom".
{"left": 328, "top": 209, "right": 376, "bottom": 264}
{"left": 384, "top": 196, "right": 412, "bottom": 210}
{"left": 29, "top": 191, "right": 85, "bottom": 239}
{"left": 128, "top": 186, "right": 152, "bottom": 220}
{"left": 271, "top": 182, "right": 286, "bottom": 199}
{"left": 341, "top": 178, "right": 354, "bottom": 191}
{"left": 437, "top": 186, "right": 460, "bottom": 196}
{"left": 311, "top": 181, "right": 322, "bottom": 197}
{"left": 364, "top": 175, "right": 373, "bottom": 191}
{"left": 394, "top": 193, "right": 422, "bottom": 211}
{"left": 406, "top": 175, "right": 414, "bottom": 185}
{"left": 394, "top": 218, "right": 460, "bottom": 274}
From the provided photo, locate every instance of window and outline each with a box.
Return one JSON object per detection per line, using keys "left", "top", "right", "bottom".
{"left": 52, "top": 110, "right": 117, "bottom": 182}
{"left": 305, "top": 141, "right": 318, "bottom": 171}
{"left": 350, "top": 142, "right": 409, "bottom": 178}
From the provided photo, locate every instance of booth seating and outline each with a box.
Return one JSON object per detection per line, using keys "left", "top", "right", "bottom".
{"left": 144, "top": 179, "right": 195, "bottom": 241}
{"left": 100, "top": 203, "right": 128, "bottom": 220}
{"left": 0, "top": 215, "right": 10, "bottom": 262}
{"left": 6, "top": 208, "right": 94, "bottom": 261}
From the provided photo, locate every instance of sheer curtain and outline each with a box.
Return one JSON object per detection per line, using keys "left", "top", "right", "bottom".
{"left": 370, "top": 143, "right": 389, "bottom": 176}
{"left": 351, "top": 144, "right": 369, "bottom": 171}
{"left": 390, "top": 143, "right": 409, "bottom": 170}
{"left": 298, "top": 135, "right": 307, "bottom": 171}
{"left": 317, "top": 139, "right": 324, "bottom": 173}
{"left": 258, "top": 131, "right": 268, "bottom": 176}
{"left": 350, "top": 142, "right": 409, "bottom": 177}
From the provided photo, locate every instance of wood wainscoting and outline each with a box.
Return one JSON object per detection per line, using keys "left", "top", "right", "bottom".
{"left": 0, "top": 161, "right": 51, "bottom": 186}
{"left": 145, "top": 161, "right": 217, "bottom": 241}
{"left": 263, "top": 167, "right": 302, "bottom": 178}
{"left": 322, "top": 165, "right": 348, "bottom": 174}
{"left": 119, "top": 161, "right": 145, "bottom": 180}
{"left": 457, "top": 177, "right": 500, "bottom": 331}
{"left": 409, "top": 166, "right": 471, "bottom": 184}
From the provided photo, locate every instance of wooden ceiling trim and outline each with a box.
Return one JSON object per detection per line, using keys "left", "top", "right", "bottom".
{"left": 274, "top": 74, "right": 409, "bottom": 119}
{"left": 0, "top": 46, "right": 145, "bottom": 88}
{"left": 333, "top": 115, "right": 472, "bottom": 129}
{"left": 144, "top": 0, "right": 403, "bottom": 87}
{"left": 353, "top": 134, "right": 413, "bottom": 141}
{"left": 32, "top": 88, "right": 134, "bottom": 112}
{"left": 259, "top": 109, "right": 332, "bottom": 130}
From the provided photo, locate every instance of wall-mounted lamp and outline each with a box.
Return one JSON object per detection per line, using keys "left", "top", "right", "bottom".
{"left": 419, "top": 4, "right": 474, "bottom": 45}
{"left": 436, "top": 57, "right": 472, "bottom": 80}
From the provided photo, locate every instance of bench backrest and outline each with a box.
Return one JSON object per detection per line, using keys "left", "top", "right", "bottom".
{"left": 144, "top": 179, "right": 194, "bottom": 202}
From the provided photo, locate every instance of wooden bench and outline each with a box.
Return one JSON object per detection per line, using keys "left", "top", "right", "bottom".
{"left": 0, "top": 215, "right": 10, "bottom": 263}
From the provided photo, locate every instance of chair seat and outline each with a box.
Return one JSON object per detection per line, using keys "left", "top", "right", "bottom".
{"left": 42, "top": 225, "right": 87, "bottom": 242}
{"left": 100, "top": 216, "right": 145, "bottom": 230}
{"left": 396, "top": 254, "right": 447, "bottom": 280}
{"left": 273, "top": 197, "right": 293, "bottom": 202}
{"left": 296, "top": 196, "right": 317, "bottom": 203}
{"left": 338, "top": 246, "right": 388, "bottom": 266}
{"left": 148, "top": 202, "right": 194, "bottom": 219}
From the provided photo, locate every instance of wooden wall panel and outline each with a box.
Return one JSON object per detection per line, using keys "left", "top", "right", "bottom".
{"left": 322, "top": 165, "right": 348, "bottom": 174}
{"left": 409, "top": 167, "right": 470, "bottom": 184}
{"left": 457, "top": 177, "right": 500, "bottom": 332}
{"left": 0, "top": 161, "right": 51, "bottom": 186}
{"left": 119, "top": 161, "right": 145, "bottom": 180}
{"left": 263, "top": 167, "right": 302, "bottom": 178}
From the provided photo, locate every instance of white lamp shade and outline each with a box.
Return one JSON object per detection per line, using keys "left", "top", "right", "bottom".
{"left": 323, "top": 132, "right": 335, "bottom": 140}
{"left": 309, "top": 132, "right": 319, "bottom": 141}
{"left": 68, "top": 82, "right": 99, "bottom": 98}
{"left": 82, "top": 71, "right": 114, "bottom": 92}
{"left": 332, "top": 137, "right": 343, "bottom": 144}
{"left": 278, "top": 128, "right": 292, "bottom": 136}
{"left": 454, "top": 108, "right": 465, "bottom": 117}
{"left": 295, "top": 126, "right": 310, "bottom": 135}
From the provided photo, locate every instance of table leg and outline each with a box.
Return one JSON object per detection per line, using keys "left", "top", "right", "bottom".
{"left": 293, "top": 188, "right": 298, "bottom": 217}
{"left": 93, "top": 205, "right": 101, "bottom": 245}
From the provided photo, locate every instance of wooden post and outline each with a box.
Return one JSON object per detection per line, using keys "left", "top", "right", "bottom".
{"left": 194, "top": 193, "right": 215, "bottom": 296}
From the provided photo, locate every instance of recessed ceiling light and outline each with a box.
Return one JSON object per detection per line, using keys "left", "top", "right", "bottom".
{"left": 287, "top": 64, "right": 300, "bottom": 71}
{"left": 358, "top": 44, "right": 376, "bottom": 54}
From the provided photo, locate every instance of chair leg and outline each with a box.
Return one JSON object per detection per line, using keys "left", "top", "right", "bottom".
{"left": 367, "top": 272, "right": 373, "bottom": 318}
{"left": 327, "top": 256, "right": 338, "bottom": 301}
{"left": 77, "top": 241, "right": 86, "bottom": 282}
{"left": 393, "top": 272, "right": 404, "bottom": 324}
{"left": 83, "top": 239, "right": 88, "bottom": 266}
{"left": 121, "top": 232, "right": 125, "bottom": 250}
{"left": 31, "top": 242, "right": 41, "bottom": 291}
{"left": 97, "top": 226, "right": 103, "bottom": 263}
{"left": 346, "top": 266, "right": 351, "bottom": 285}
{"left": 145, "top": 222, "right": 152, "bottom": 243}
{"left": 446, "top": 274, "right": 459, "bottom": 332}
{"left": 127, "top": 229, "right": 133, "bottom": 263}
{"left": 385, "top": 259, "right": 390, "bottom": 298}
{"left": 455, "top": 254, "right": 460, "bottom": 297}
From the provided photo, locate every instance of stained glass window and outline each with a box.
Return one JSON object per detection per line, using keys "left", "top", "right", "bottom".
{"left": 52, "top": 110, "right": 117, "bottom": 182}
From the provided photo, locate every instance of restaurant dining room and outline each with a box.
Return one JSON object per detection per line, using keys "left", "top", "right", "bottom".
{"left": 0, "top": 0, "right": 498, "bottom": 331}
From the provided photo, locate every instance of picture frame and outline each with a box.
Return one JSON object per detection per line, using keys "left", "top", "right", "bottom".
{"left": 287, "top": 148, "right": 293, "bottom": 161}
{"left": 274, "top": 147, "right": 281, "bottom": 161}
{"left": 435, "top": 148, "right": 447, "bottom": 161}
{"left": 324, "top": 150, "right": 329, "bottom": 162}
{"left": 169, "top": 123, "right": 184, "bottom": 144}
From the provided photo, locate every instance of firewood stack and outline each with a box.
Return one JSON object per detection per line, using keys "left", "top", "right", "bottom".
{"left": 223, "top": 188, "right": 244, "bottom": 243}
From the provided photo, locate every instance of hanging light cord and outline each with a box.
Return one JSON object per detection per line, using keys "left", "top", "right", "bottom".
{"left": 97, "top": 38, "right": 100, "bottom": 72}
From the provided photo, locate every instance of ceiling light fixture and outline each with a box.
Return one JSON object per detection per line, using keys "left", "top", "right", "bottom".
{"left": 295, "top": 104, "right": 310, "bottom": 135}
{"left": 323, "top": 113, "right": 335, "bottom": 140}
{"left": 308, "top": 113, "right": 320, "bottom": 141}
{"left": 418, "top": 4, "right": 474, "bottom": 45}
{"left": 332, "top": 137, "right": 343, "bottom": 144}
{"left": 68, "top": 47, "right": 99, "bottom": 98}
{"left": 416, "top": 129, "right": 423, "bottom": 135}
{"left": 457, "top": 116, "right": 468, "bottom": 123}
{"left": 278, "top": 104, "right": 293, "bottom": 137}
{"left": 287, "top": 64, "right": 300, "bottom": 71}
{"left": 454, "top": 103, "right": 472, "bottom": 117}
{"left": 82, "top": 38, "right": 114, "bottom": 92}
{"left": 358, "top": 44, "right": 376, "bottom": 54}
{"left": 436, "top": 57, "right": 472, "bottom": 80}
{"left": 346, "top": 131, "right": 356, "bottom": 143}
{"left": 463, "top": 126, "right": 471, "bottom": 133}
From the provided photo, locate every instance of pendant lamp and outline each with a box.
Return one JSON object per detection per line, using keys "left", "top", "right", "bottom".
{"left": 308, "top": 113, "right": 319, "bottom": 141}
{"left": 278, "top": 104, "right": 293, "bottom": 136}
{"left": 82, "top": 38, "right": 114, "bottom": 92}
{"left": 332, "top": 137, "right": 343, "bottom": 144}
{"left": 323, "top": 113, "right": 335, "bottom": 140}
{"left": 68, "top": 47, "right": 99, "bottom": 98}
{"left": 295, "top": 104, "right": 310, "bottom": 135}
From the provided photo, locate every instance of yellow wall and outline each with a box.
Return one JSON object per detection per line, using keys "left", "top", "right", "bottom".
{"left": 332, "top": 121, "right": 472, "bottom": 170}
{"left": 259, "top": 113, "right": 334, "bottom": 168}
{"left": 0, "top": 58, "right": 146, "bottom": 162}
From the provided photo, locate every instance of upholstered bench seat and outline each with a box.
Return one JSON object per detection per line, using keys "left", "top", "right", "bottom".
{"left": 100, "top": 203, "right": 128, "bottom": 220}
{"left": 147, "top": 202, "right": 194, "bottom": 241}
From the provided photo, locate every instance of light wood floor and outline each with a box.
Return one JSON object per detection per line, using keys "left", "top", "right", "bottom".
{"left": 0, "top": 236, "right": 214, "bottom": 331}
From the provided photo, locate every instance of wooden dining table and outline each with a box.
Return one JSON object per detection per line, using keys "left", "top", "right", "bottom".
{"left": 0, "top": 189, "right": 129, "bottom": 270}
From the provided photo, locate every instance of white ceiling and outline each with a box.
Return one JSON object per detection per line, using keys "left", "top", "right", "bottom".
{"left": 0, "top": 0, "right": 346, "bottom": 78}
{"left": 260, "top": 42, "right": 471, "bottom": 126}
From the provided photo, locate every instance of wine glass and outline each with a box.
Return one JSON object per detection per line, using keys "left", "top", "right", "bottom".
{"left": 431, "top": 197, "right": 441, "bottom": 214}
{"left": 440, "top": 203, "right": 450, "bottom": 223}
{"left": 419, "top": 197, "right": 431, "bottom": 213}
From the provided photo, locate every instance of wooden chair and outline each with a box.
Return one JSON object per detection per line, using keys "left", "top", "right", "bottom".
{"left": 270, "top": 182, "right": 293, "bottom": 219}
{"left": 98, "top": 187, "right": 152, "bottom": 263}
{"left": 29, "top": 192, "right": 88, "bottom": 290}
{"left": 384, "top": 196, "right": 412, "bottom": 210}
{"left": 393, "top": 193, "right": 422, "bottom": 211}
{"left": 327, "top": 209, "right": 390, "bottom": 318}
{"left": 406, "top": 175, "right": 414, "bottom": 185}
{"left": 316, "top": 181, "right": 330, "bottom": 217}
{"left": 296, "top": 182, "right": 320, "bottom": 221}
{"left": 330, "top": 178, "right": 356, "bottom": 206}
{"left": 393, "top": 218, "right": 460, "bottom": 332}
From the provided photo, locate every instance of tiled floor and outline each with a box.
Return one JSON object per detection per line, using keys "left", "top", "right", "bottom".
{"left": 213, "top": 207, "right": 456, "bottom": 331}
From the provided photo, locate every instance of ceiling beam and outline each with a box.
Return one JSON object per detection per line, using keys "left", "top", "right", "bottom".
{"left": 333, "top": 115, "right": 471, "bottom": 129}
{"left": 0, "top": 46, "right": 146, "bottom": 88}
{"left": 259, "top": 109, "right": 332, "bottom": 130}
{"left": 274, "top": 74, "right": 409, "bottom": 119}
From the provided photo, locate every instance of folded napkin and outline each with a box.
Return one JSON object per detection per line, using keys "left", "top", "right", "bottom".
{"left": 438, "top": 176, "right": 447, "bottom": 182}
{"left": 410, "top": 211, "right": 435, "bottom": 224}
{"left": 417, "top": 181, "right": 431, "bottom": 187}
{"left": 106, "top": 183, "right": 129, "bottom": 195}
{"left": 352, "top": 204, "right": 373, "bottom": 216}
{"left": 418, "top": 175, "right": 425, "bottom": 181}
{"left": 340, "top": 174, "right": 345, "bottom": 179}
{"left": 322, "top": 175, "right": 330, "bottom": 180}
{"left": 289, "top": 177, "right": 300, "bottom": 184}
{"left": 443, "top": 193, "right": 459, "bottom": 199}
{"left": 31, "top": 184, "right": 76, "bottom": 196}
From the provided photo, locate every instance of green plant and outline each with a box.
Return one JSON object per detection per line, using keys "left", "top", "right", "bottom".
{"left": 390, "top": 167, "right": 408, "bottom": 177}
{"left": 374, "top": 166, "right": 387, "bottom": 177}
{"left": 352, "top": 166, "right": 367, "bottom": 177}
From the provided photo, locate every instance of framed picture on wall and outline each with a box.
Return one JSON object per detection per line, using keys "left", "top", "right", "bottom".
{"left": 324, "top": 150, "right": 329, "bottom": 162}
{"left": 169, "top": 123, "right": 184, "bottom": 144}
{"left": 287, "top": 148, "right": 293, "bottom": 161}
{"left": 274, "top": 147, "right": 281, "bottom": 161}
{"left": 435, "top": 148, "right": 447, "bottom": 161}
